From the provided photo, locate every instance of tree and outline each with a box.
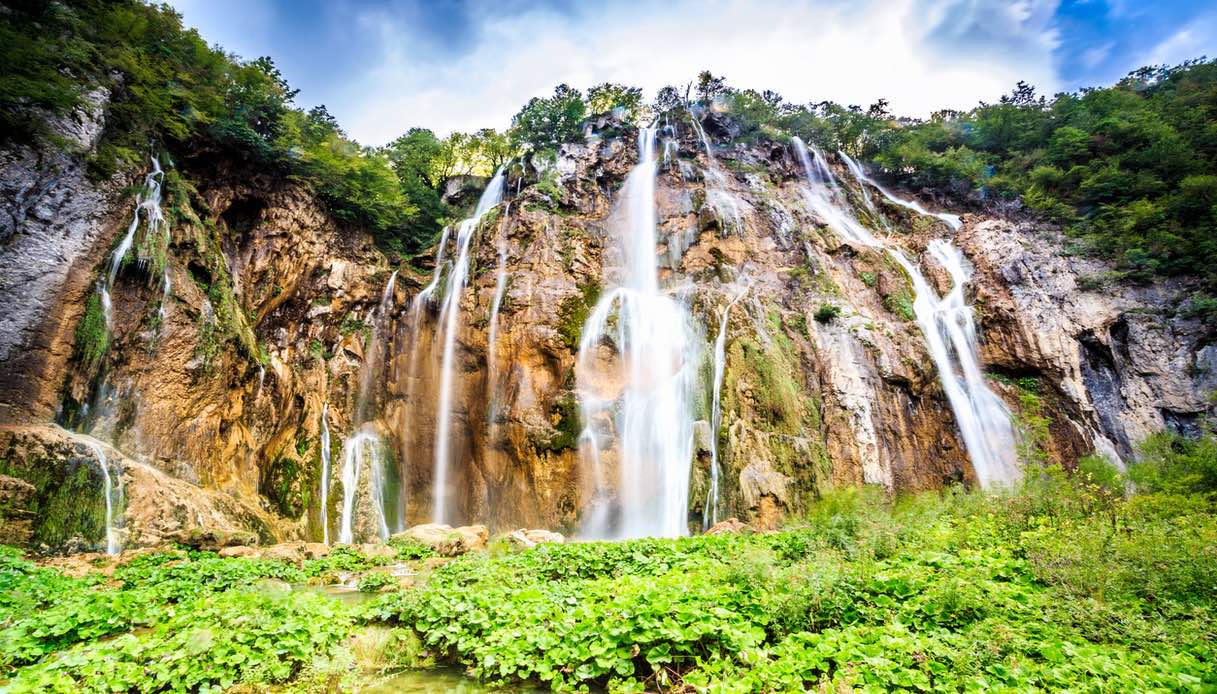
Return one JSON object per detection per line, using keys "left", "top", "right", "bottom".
{"left": 653, "top": 85, "right": 685, "bottom": 114}
{"left": 509, "top": 84, "right": 587, "bottom": 150}
{"left": 470, "top": 128, "right": 513, "bottom": 172}
{"left": 587, "top": 82, "right": 645, "bottom": 122}
{"left": 696, "top": 71, "right": 728, "bottom": 103}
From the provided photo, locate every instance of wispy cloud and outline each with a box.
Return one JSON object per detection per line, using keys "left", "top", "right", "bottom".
{"left": 166, "top": 0, "right": 1213, "bottom": 145}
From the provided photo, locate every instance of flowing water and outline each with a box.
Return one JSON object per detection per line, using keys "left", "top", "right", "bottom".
{"left": 705, "top": 282, "right": 748, "bottom": 529}
{"left": 432, "top": 169, "right": 506, "bottom": 524}
{"left": 80, "top": 438, "right": 122, "bottom": 555}
{"left": 101, "top": 157, "right": 165, "bottom": 330}
{"left": 889, "top": 243, "right": 1020, "bottom": 486}
{"left": 320, "top": 403, "right": 332, "bottom": 544}
{"left": 486, "top": 204, "right": 511, "bottom": 422}
{"left": 337, "top": 271, "right": 401, "bottom": 542}
{"left": 687, "top": 111, "right": 745, "bottom": 235}
{"left": 791, "top": 138, "right": 881, "bottom": 247}
{"left": 827, "top": 146, "right": 1020, "bottom": 487}
{"left": 577, "top": 128, "right": 701, "bottom": 539}
{"left": 838, "top": 151, "right": 962, "bottom": 230}
{"left": 338, "top": 425, "right": 390, "bottom": 543}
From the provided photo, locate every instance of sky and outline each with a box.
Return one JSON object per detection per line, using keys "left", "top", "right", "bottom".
{"left": 167, "top": 0, "right": 1217, "bottom": 145}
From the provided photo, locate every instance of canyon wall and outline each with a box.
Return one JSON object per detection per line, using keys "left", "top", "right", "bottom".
{"left": 1, "top": 107, "right": 1212, "bottom": 551}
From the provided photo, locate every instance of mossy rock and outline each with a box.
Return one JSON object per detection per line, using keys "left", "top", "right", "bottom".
{"left": 0, "top": 437, "right": 112, "bottom": 551}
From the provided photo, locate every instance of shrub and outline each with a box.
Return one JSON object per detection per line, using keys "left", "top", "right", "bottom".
{"left": 813, "top": 304, "right": 840, "bottom": 323}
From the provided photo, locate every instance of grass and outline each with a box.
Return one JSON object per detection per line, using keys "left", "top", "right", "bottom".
{"left": 1, "top": 432, "right": 1215, "bottom": 692}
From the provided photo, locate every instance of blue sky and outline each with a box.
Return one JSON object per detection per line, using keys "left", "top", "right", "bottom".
{"left": 167, "top": 0, "right": 1217, "bottom": 145}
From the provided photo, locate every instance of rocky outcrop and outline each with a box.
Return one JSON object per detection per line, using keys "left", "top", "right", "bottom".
{"left": 0, "top": 90, "right": 130, "bottom": 423}
{"left": 2, "top": 108, "right": 1213, "bottom": 553}
{"left": 0, "top": 425, "right": 281, "bottom": 552}
{"left": 961, "top": 220, "right": 1216, "bottom": 463}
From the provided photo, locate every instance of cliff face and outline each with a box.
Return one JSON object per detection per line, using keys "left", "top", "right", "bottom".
{"left": 1, "top": 108, "right": 1213, "bottom": 552}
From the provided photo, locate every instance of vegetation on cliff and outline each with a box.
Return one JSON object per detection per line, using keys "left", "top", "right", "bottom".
{"left": 1, "top": 430, "right": 1214, "bottom": 692}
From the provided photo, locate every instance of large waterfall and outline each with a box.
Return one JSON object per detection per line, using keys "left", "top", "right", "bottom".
{"left": 794, "top": 138, "right": 1019, "bottom": 488}
{"left": 888, "top": 244, "right": 1021, "bottom": 487}
{"left": 577, "top": 127, "right": 701, "bottom": 539}
{"left": 431, "top": 169, "right": 506, "bottom": 524}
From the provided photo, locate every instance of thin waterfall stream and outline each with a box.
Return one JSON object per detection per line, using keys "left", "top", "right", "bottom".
{"left": 431, "top": 169, "right": 506, "bottom": 524}
{"left": 793, "top": 139, "right": 1019, "bottom": 487}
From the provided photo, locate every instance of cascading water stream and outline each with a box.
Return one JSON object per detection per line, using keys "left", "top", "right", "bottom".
{"left": 337, "top": 270, "right": 400, "bottom": 542}
{"left": 822, "top": 144, "right": 1020, "bottom": 487}
{"left": 338, "top": 426, "right": 390, "bottom": 543}
{"left": 432, "top": 168, "right": 506, "bottom": 524}
{"left": 319, "top": 403, "right": 331, "bottom": 544}
{"left": 81, "top": 439, "right": 122, "bottom": 555}
{"left": 888, "top": 243, "right": 1020, "bottom": 486}
{"left": 486, "top": 203, "right": 511, "bottom": 421}
{"left": 838, "top": 151, "right": 962, "bottom": 230}
{"left": 791, "top": 137, "right": 881, "bottom": 247}
{"left": 576, "top": 127, "right": 700, "bottom": 539}
{"left": 687, "top": 111, "right": 744, "bottom": 235}
{"left": 101, "top": 156, "right": 165, "bottom": 330}
{"left": 704, "top": 282, "right": 748, "bottom": 529}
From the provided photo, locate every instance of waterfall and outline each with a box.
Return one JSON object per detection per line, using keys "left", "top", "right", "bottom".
{"left": 825, "top": 147, "right": 1019, "bottom": 487}
{"left": 687, "top": 111, "right": 745, "bottom": 235}
{"left": 432, "top": 168, "right": 506, "bottom": 524}
{"left": 837, "top": 151, "right": 962, "bottom": 230}
{"left": 336, "top": 270, "right": 400, "bottom": 541}
{"left": 577, "top": 127, "right": 701, "bottom": 539}
{"left": 81, "top": 439, "right": 122, "bottom": 555}
{"left": 338, "top": 426, "right": 390, "bottom": 543}
{"left": 100, "top": 157, "right": 165, "bottom": 330}
{"left": 889, "top": 243, "right": 1020, "bottom": 487}
{"left": 319, "top": 403, "right": 331, "bottom": 544}
{"left": 486, "top": 204, "right": 511, "bottom": 421}
{"left": 791, "top": 137, "right": 881, "bottom": 247}
{"left": 705, "top": 283, "right": 748, "bottom": 529}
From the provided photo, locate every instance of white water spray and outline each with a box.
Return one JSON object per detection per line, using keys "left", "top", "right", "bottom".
{"left": 432, "top": 169, "right": 506, "bottom": 524}
{"left": 100, "top": 157, "right": 165, "bottom": 330}
{"left": 577, "top": 128, "right": 701, "bottom": 539}
{"left": 486, "top": 204, "right": 511, "bottom": 420}
{"left": 827, "top": 147, "right": 1019, "bottom": 487}
{"left": 838, "top": 151, "right": 962, "bottom": 230}
{"left": 705, "top": 283, "right": 748, "bottom": 528}
{"left": 338, "top": 426, "right": 390, "bottom": 543}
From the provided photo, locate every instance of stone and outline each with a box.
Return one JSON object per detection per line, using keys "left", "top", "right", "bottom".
{"left": 218, "top": 545, "right": 259, "bottom": 558}
{"left": 172, "top": 527, "right": 259, "bottom": 551}
{"left": 506, "top": 528, "right": 566, "bottom": 549}
{"left": 393, "top": 523, "right": 488, "bottom": 557}
{"left": 705, "top": 517, "right": 748, "bottom": 535}
{"left": 356, "top": 543, "right": 397, "bottom": 560}
{"left": 260, "top": 542, "right": 306, "bottom": 565}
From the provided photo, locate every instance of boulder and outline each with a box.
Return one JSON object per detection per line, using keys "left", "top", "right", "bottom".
{"left": 705, "top": 517, "right": 749, "bottom": 535}
{"left": 171, "top": 527, "right": 258, "bottom": 551}
{"left": 218, "top": 545, "right": 259, "bottom": 558}
{"left": 507, "top": 528, "right": 566, "bottom": 549}
{"left": 260, "top": 542, "right": 306, "bottom": 565}
{"left": 393, "top": 523, "right": 488, "bottom": 556}
{"left": 356, "top": 543, "right": 397, "bottom": 560}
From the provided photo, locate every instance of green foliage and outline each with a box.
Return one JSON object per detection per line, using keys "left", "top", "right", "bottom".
{"left": 556, "top": 282, "right": 600, "bottom": 350}
{"left": 368, "top": 473, "right": 1217, "bottom": 692}
{"left": 386, "top": 536, "right": 437, "bottom": 561}
{"left": 1130, "top": 426, "right": 1217, "bottom": 495}
{"left": 813, "top": 303, "right": 840, "bottom": 323}
{"left": 586, "top": 83, "right": 645, "bottom": 123}
{"left": 72, "top": 293, "right": 109, "bottom": 372}
{"left": 509, "top": 84, "right": 587, "bottom": 151}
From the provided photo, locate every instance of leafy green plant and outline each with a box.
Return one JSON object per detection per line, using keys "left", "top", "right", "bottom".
{"left": 813, "top": 304, "right": 840, "bottom": 323}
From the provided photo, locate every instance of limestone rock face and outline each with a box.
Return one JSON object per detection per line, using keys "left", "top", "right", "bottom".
{"left": 960, "top": 220, "right": 1216, "bottom": 463}
{"left": 2, "top": 109, "right": 1213, "bottom": 552}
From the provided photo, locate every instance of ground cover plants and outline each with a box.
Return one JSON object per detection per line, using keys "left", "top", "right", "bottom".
{"left": 1, "top": 442, "right": 1214, "bottom": 692}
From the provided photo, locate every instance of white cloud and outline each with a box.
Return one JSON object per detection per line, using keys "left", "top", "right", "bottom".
{"left": 1141, "top": 14, "right": 1217, "bottom": 68}
{"left": 169, "top": 0, "right": 1064, "bottom": 145}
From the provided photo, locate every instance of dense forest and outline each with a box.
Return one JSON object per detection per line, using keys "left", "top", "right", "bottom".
{"left": 4, "top": 1, "right": 1216, "bottom": 314}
